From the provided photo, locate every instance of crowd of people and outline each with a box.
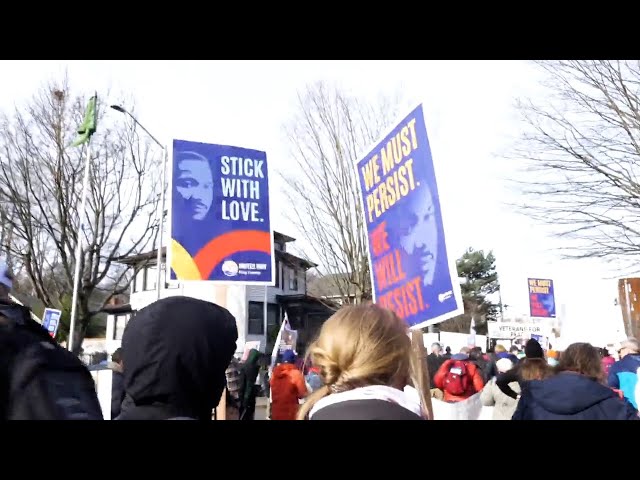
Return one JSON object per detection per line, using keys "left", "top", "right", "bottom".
{"left": 231, "top": 305, "right": 640, "bottom": 421}
{"left": 425, "top": 337, "right": 640, "bottom": 420}
{"left": 1, "top": 277, "right": 639, "bottom": 419}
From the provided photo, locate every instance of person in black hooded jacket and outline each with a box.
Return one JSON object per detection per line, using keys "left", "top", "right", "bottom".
{"left": 116, "top": 296, "right": 238, "bottom": 420}
{"left": 496, "top": 338, "right": 545, "bottom": 399}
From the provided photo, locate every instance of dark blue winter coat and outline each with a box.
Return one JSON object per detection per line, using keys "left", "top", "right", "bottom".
{"left": 512, "top": 372, "right": 639, "bottom": 420}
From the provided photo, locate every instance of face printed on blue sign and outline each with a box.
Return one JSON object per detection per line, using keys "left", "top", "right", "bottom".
{"left": 174, "top": 151, "right": 214, "bottom": 221}
{"left": 400, "top": 183, "right": 438, "bottom": 287}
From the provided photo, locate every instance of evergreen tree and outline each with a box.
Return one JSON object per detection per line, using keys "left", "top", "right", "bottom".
{"left": 437, "top": 247, "right": 500, "bottom": 335}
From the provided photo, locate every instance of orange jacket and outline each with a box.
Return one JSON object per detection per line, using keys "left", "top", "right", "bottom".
{"left": 270, "top": 363, "right": 307, "bottom": 420}
{"left": 433, "top": 359, "right": 485, "bottom": 403}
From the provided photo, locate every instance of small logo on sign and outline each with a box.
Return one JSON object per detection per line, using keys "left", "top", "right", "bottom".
{"left": 221, "top": 260, "right": 239, "bottom": 277}
{"left": 438, "top": 291, "right": 453, "bottom": 302}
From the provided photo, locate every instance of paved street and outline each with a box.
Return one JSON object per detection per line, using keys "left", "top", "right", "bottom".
{"left": 255, "top": 397, "right": 268, "bottom": 420}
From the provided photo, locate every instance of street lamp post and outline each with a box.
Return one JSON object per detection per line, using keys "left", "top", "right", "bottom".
{"left": 111, "top": 105, "right": 167, "bottom": 300}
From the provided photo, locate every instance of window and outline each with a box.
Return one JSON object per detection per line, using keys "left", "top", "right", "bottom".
{"left": 146, "top": 266, "right": 157, "bottom": 292}
{"left": 247, "top": 302, "right": 279, "bottom": 335}
{"left": 161, "top": 262, "right": 179, "bottom": 289}
{"left": 289, "top": 268, "right": 298, "bottom": 291}
{"left": 113, "top": 314, "right": 130, "bottom": 341}
{"left": 275, "top": 260, "right": 280, "bottom": 288}
{"left": 133, "top": 268, "right": 145, "bottom": 293}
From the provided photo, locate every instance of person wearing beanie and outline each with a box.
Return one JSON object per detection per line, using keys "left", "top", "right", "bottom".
{"left": 496, "top": 339, "right": 545, "bottom": 400}
{"left": 525, "top": 339, "right": 544, "bottom": 359}
{"left": 282, "top": 349, "right": 296, "bottom": 364}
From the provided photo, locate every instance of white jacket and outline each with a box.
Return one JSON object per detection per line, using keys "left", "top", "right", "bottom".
{"left": 480, "top": 377, "right": 521, "bottom": 420}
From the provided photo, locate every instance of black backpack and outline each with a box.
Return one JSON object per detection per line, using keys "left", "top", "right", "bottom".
{"left": 0, "top": 301, "right": 104, "bottom": 420}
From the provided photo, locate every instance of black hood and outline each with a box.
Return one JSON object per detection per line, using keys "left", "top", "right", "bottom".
{"left": 121, "top": 296, "right": 238, "bottom": 420}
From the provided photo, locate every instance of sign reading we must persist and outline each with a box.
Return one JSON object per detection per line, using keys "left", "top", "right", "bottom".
{"left": 528, "top": 278, "right": 556, "bottom": 318}
{"left": 356, "top": 104, "right": 463, "bottom": 329}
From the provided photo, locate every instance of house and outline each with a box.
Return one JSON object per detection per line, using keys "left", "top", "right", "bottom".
{"left": 307, "top": 272, "right": 361, "bottom": 305}
{"left": 103, "top": 231, "right": 335, "bottom": 356}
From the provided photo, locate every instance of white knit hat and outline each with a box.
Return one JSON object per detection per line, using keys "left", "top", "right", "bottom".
{"left": 496, "top": 358, "right": 514, "bottom": 373}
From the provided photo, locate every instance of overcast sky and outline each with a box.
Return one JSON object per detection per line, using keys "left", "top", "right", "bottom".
{"left": 0, "top": 60, "right": 628, "bottom": 344}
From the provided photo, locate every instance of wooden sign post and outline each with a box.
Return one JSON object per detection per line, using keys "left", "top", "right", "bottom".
{"left": 411, "top": 330, "right": 434, "bottom": 420}
{"left": 214, "top": 388, "right": 227, "bottom": 420}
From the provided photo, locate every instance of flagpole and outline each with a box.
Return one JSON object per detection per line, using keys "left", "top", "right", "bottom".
{"left": 68, "top": 140, "right": 93, "bottom": 352}
{"left": 155, "top": 146, "right": 168, "bottom": 300}
{"left": 263, "top": 285, "right": 268, "bottom": 348}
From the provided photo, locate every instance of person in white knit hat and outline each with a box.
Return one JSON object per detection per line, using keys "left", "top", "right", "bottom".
{"left": 480, "top": 358, "right": 521, "bottom": 420}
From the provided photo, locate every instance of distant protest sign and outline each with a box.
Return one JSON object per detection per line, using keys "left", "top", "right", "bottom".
{"left": 168, "top": 140, "right": 274, "bottom": 284}
{"left": 487, "top": 322, "right": 552, "bottom": 339}
{"left": 528, "top": 278, "right": 556, "bottom": 318}
{"left": 42, "top": 308, "right": 62, "bottom": 338}
{"left": 356, "top": 104, "right": 463, "bottom": 329}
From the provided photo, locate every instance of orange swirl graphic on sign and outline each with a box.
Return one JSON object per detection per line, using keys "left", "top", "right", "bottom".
{"left": 170, "top": 230, "right": 272, "bottom": 281}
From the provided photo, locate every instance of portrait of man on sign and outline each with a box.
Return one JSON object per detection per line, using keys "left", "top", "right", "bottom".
{"left": 172, "top": 150, "right": 216, "bottom": 254}
{"left": 399, "top": 183, "right": 438, "bottom": 287}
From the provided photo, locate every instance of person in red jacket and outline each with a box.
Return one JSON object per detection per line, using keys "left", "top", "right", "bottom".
{"left": 269, "top": 350, "right": 308, "bottom": 420}
{"left": 434, "top": 351, "right": 485, "bottom": 403}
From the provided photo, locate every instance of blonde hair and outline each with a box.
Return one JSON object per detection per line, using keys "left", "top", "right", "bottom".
{"left": 297, "top": 304, "right": 427, "bottom": 420}
{"left": 494, "top": 344, "right": 507, "bottom": 354}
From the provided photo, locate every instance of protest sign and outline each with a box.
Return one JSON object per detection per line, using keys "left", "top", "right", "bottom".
{"left": 168, "top": 140, "right": 274, "bottom": 284}
{"left": 42, "top": 308, "right": 62, "bottom": 338}
{"left": 528, "top": 278, "right": 556, "bottom": 318}
{"left": 356, "top": 104, "right": 463, "bottom": 328}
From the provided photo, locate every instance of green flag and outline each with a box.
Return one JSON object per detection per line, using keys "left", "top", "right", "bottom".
{"left": 71, "top": 95, "right": 97, "bottom": 147}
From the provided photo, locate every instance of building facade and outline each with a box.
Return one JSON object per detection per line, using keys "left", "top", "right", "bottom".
{"left": 103, "top": 232, "right": 334, "bottom": 355}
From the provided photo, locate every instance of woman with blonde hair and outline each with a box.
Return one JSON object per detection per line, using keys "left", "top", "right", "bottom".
{"left": 297, "top": 304, "right": 427, "bottom": 420}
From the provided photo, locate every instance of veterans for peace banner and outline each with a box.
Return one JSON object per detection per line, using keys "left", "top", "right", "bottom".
{"left": 168, "top": 140, "right": 274, "bottom": 284}
{"left": 528, "top": 278, "right": 556, "bottom": 318}
{"left": 356, "top": 104, "right": 463, "bottom": 329}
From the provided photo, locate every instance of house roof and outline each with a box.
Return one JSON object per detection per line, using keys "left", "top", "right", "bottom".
{"left": 276, "top": 250, "right": 317, "bottom": 270}
{"left": 274, "top": 231, "right": 296, "bottom": 244}
{"left": 307, "top": 272, "right": 358, "bottom": 298}
{"left": 101, "top": 303, "right": 134, "bottom": 315}
{"left": 114, "top": 247, "right": 165, "bottom": 266}
{"left": 276, "top": 293, "right": 339, "bottom": 310}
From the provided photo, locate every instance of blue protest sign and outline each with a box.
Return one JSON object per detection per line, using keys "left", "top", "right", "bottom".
{"left": 356, "top": 104, "right": 463, "bottom": 329}
{"left": 42, "top": 308, "right": 62, "bottom": 338}
{"left": 528, "top": 278, "right": 556, "bottom": 318}
{"left": 168, "top": 140, "right": 274, "bottom": 284}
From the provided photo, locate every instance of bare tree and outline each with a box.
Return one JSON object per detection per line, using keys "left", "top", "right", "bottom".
{"left": 282, "top": 82, "right": 405, "bottom": 304}
{"left": 513, "top": 60, "right": 640, "bottom": 267}
{"left": 0, "top": 77, "right": 161, "bottom": 351}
